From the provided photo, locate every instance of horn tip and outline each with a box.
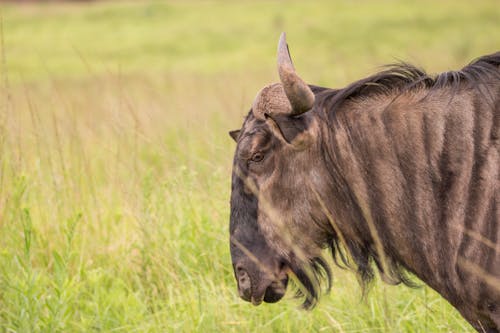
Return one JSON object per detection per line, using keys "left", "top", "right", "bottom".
{"left": 278, "top": 32, "right": 287, "bottom": 48}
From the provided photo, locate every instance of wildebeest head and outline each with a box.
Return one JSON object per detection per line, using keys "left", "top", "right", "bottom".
{"left": 229, "top": 33, "right": 333, "bottom": 308}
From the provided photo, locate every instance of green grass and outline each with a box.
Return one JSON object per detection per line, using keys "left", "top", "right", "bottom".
{"left": 0, "top": 0, "right": 498, "bottom": 332}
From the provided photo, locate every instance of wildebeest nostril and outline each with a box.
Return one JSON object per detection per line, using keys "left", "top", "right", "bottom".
{"left": 235, "top": 264, "right": 252, "bottom": 300}
{"left": 235, "top": 263, "right": 244, "bottom": 274}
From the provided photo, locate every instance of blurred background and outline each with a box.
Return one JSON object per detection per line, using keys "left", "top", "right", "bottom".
{"left": 0, "top": 1, "right": 498, "bottom": 332}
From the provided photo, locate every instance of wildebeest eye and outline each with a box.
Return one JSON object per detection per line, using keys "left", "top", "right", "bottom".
{"left": 250, "top": 152, "right": 264, "bottom": 163}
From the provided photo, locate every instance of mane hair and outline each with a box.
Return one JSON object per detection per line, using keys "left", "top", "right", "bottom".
{"left": 313, "top": 51, "right": 500, "bottom": 114}
{"left": 290, "top": 234, "right": 418, "bottom": 309}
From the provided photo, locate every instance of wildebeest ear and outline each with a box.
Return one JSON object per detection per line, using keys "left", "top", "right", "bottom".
{"left": 265, "top": 113, "right": 309, "bottom": 145}
{"left": 229, "top": 129, "right": 241, "bottom": 142}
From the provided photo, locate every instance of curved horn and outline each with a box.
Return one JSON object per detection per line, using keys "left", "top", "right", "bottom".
{"left": 277, "top": 32, "right": 315, "bottom": 115}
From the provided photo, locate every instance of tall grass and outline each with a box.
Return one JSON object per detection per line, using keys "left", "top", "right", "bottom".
{"left": 0, "top": 1, "right": 498, "bottom": 332}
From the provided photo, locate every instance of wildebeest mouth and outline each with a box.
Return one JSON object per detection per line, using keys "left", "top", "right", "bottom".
{"left": 235, "top": 260, "right": 289, "bottom": 306}
{"left": 234, "top": 255, "right": 332, "bottom": 308}
{"left": 248, "top": 276, "right": 288, "bottom": 306}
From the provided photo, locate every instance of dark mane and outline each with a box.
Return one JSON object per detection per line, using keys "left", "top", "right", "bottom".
{"left": 313, "top": 51, "right": 500, "bottom": 113}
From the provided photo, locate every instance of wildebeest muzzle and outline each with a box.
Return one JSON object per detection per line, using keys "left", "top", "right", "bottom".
{"left": 233, "top": 255, "right": 289, "bottom": 305}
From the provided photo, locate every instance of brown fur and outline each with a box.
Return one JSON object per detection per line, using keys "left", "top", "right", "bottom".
{"left": 229, "top": 51, "right": 500, "bottom": 331}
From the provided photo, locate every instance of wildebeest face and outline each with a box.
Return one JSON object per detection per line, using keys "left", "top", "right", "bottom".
{"left": 229, "top": 33, "right": 332, "bottom": 308}
{"left": 229, "top": 110, "right": 325, "bottom": 306}
{"left": 229, "top": 115, "right": 289, "bottom": 305}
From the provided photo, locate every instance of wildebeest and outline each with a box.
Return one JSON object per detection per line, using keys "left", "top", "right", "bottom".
{"left": 228, "top": 33, "right": 499, "bottom": 332}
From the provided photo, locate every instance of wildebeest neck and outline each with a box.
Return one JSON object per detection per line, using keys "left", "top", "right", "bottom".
{"left": 314, "top": 80, "right": 500, "bottom": 330}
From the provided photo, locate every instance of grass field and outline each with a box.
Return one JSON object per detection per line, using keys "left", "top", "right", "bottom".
{"left": 0, "top": 1, "right": 499, "bottom": 332}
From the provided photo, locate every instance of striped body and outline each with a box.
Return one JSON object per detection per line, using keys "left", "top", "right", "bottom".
{"left": 229, "top": 35, "right": 500, "bottom": 332}
{"left": 318, "top": 78, "right": 499, "bottom": 329}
